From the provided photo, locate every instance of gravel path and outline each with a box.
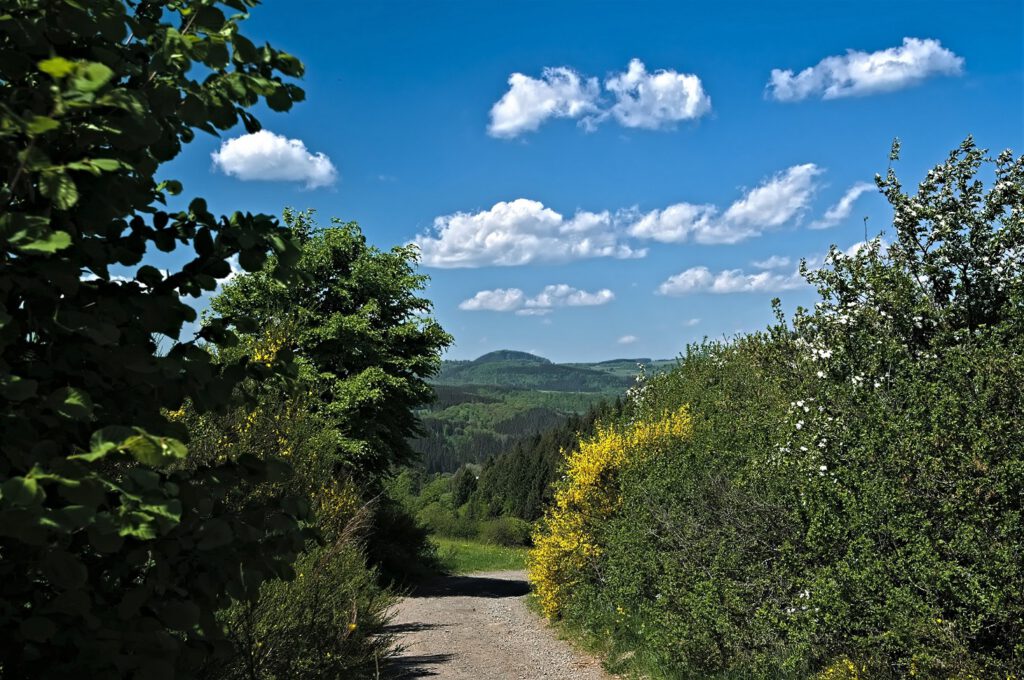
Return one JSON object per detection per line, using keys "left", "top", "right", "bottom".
{"left": 387, "top": 570, "right": 612, "bottom": 679}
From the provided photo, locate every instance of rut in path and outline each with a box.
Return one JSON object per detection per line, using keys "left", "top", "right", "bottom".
{"left": 387, "top": 570, "right": 612, "bottom": 680}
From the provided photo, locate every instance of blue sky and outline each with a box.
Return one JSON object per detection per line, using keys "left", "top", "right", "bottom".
{"left": 166, "top": 0, "right": 1023, "bottom": 362}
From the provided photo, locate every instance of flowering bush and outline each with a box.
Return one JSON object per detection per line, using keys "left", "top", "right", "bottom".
{"left": 529, "top": 406, "right": 693, "bottom": 618}
{"left": 537, "top": 139, "right": 1023, "bottom": 678}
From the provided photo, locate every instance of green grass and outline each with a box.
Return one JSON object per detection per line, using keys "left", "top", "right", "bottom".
{"left": 430, "top": 536, "right": 528, "bottom": 574}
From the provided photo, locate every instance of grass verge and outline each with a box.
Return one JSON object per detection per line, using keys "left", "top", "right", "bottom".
{"left": 430, "top": 536, "right": 528, "bottom": 574}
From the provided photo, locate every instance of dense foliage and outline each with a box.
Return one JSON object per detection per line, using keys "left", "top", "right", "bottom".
{"left": 211, "top": 209, "right": 451, "bottom": 481}
{"left": 188, "top": 213, "right": 449, "bottom": 675}
{"left": 529, "top": 139, "right": 1023, "bottom": 678}
{"left": 0, "top": 2, "right": 450, "bottom": 676}
{"left": 0, "top": 2, "right": 309, "bottom": 676}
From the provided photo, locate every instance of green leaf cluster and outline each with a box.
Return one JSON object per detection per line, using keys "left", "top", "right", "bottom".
{"left": 0, "top": 1, "right": 310, "bottom": 676}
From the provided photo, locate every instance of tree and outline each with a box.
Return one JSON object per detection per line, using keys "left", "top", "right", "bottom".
{"left": 0, "top": 2, "right": 310, "bottom": 676}
{"left": 210, "top": 209, "right": 453, "bottom": 481}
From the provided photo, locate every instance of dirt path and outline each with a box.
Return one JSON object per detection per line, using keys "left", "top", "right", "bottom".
{"left": 387, "top": 569, "right": 612, "bottom": 679}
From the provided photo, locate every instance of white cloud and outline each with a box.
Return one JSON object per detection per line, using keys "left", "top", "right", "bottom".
{"left": 488, "top": 67, "right": 601, "bottom": 138}
{"left": 685, "top": 317, "right": 701, "bottom": 326}
{"left": 459, "top": 283, "right": 615, "bottom": 314}
{"left": 722, "top": 164, "right": 822, "bottom": 229}
{"left": 605, "top": 59, "right": 711, "bottom": 129}
{"left": 488, "top": 59, "right": 710, "bottom": 137}
{"left": 628, "top": 164, "right": 822, "bottom": 245}
{"left": 618, "top": 335, "right": 638, "bottom": 344}
{"left": 768, "top": 38, "right": 964, "bottom": 102}
{"left": 811, "top": 181, "right": 875, "bottom": 229}
{"left": 414, "top": 198, "right": 644, "bottom": 268}
{"left": 658, "top": 265, "right": 806, "bottom": 295}
{"left": 524, "top": 284, "right": 614, "bottom": 309}
{"left": 627, "top": 202, "right": 720, "bottom": 243}
{"left": 458, "top": 288, "right": 525, "bottom": 312}
{"left": 211, "top": 130, "right": 337, "bottom": 188}
{"left": 752, "top": 255, "right": 791, "bottom": 269}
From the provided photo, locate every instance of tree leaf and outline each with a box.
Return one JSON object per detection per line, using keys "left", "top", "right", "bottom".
{"left": 26, "top": 115, "right": 60, "bottom": 134}
{"left": 0, "top": 375, "right": 38, "bottom": 401}
{"left": 38, "top": 57, "right": 74, "bottom": 77}
{"left": 19, "top": 616, "right": 57, "bottom": 642}
{"left": 196, "top": 518, "right": 233, "bottom": 550}
{"left": 39, "top": 170, "right": 79, "bottom": 210}
{"left": 71, "top": 61, "right": 113, "bottom": 93}
{"left": 51, "top": 386, "right": 94, "bottom": 421}
{"left": 14, "top": 229, "right": 72, "bottom": 254}
{"left": 42, "top": 549, "right": 88, "bottom": 589}
{"left": 1, "top": 476, "right": 44, "bottom": 507}
{"left": 160, "top": 600, "right": 200, "bottom": 631}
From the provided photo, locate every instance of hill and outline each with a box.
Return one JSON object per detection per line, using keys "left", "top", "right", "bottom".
{"left": 433, "top": 351, "right": 673, "bottom": 393}
{"left": 412, "top": 351, "right": 675, "bottom": 472}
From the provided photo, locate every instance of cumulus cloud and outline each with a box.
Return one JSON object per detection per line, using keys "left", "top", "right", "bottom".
{"left": 618, "top": 335, "right": 638, "bottom": 344}
{"left": 211, "top": 130, "right": 337, "bottom": 188}
{"left": 488, "top": 67, "right": 601, "bottom": 138}
{"left": 628, "top": 164, "right": 822, "bottom": 245}
{"left": 752, "top": 255, "right": 791, "bottom": 269}
{"left": 414, "top": 198, "right": 644, "bottom": 268}
{"left": 458, "top": 288, "right": 525, "bottom": 312}
{"left": 459, "top": 284, "right": 615, "bottom": 314}
{"left": 605, "top": 58, "right": 711, "bottom": 129}
{"left": 627, "top": 202, "right": 720, "bottom": 243}
{"left": 811, "top": 181, "right": 875, "bottom": 229}
{"left": 768, "top": 38, "right": 964, "bottom": 102}
{"left": 488, "top": 59, "right": 710, "bottom": 137}
{"left": 658, "top": 266, "right": 807, "bottom": 295}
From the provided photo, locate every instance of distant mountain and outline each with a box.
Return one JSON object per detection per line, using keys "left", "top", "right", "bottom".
{"left": 413, "top": 351, "right": 676, "bottom": 472}
{"left": 473, "top": 350, "right": 551, "bottom": 365}
{"left": 434, "top": 351, "right": 656, "bottom": 393}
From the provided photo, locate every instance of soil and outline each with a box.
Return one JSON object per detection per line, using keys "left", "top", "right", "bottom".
{"left": 387, "top": 569, "right": 613, "bottom": 679}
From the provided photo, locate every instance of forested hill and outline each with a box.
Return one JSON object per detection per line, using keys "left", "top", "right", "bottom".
{"left": 433, "top": 350, "right": 675, "bottom": 392}
{"left": 413, "top": 351, "right": 674, "bottom": 472}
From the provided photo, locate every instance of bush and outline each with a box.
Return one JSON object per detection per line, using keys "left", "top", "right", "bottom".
{"left": 529, "top": 139, "right": 1024, "bottom": 678}
{"left": 210, "top": 541, "right": 396, "bottom": 680}
{"left": 479, "top": 516, "right": 533, "bottom": 547}
{"left": 366, "top": 496, "right": 440, "bottom": 584}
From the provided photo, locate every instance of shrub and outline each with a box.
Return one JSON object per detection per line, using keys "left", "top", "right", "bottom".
{"left": 529, "top": 406, "right": 693, "bottom": 619}
{"left": 211, "top": 541, "right": 396, "bottom": 680}
{"left": 366, "top": 495, "right": 439, "bottom": 584}
{"left": 532, "top": 139, "right": 1024, "bottom": 678}
{"left": 479, "top": 516, "right": 533, "bottom": 547}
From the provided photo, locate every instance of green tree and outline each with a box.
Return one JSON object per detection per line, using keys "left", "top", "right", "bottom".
{"left": 0, "top": 1, "right": 309, "bottom": 676}
{"left": 210, "top": 209, "right": 453, "bottom": 480}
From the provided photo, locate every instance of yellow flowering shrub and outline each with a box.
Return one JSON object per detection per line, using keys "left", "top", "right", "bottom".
{"left": 529, "top": 406, "right": 693, "bottom": 618}
{"left": 247, "top": 325, "right": 289, "bottom": 366}
{"left": 817, "top": 658, "right": 862, "bottom": 680}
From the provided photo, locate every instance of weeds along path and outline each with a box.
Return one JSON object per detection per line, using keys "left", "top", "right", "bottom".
{"left": 387, "top": 570, "right": 612, "bottom": 679}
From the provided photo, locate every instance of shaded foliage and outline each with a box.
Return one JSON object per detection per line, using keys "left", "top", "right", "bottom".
{"left": 0, "top": 2, "right": 309, "bottom": 676}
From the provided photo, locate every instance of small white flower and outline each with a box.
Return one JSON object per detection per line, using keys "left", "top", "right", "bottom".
{"left": 796, "top": 420, "right": 804, "bottom": 430}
